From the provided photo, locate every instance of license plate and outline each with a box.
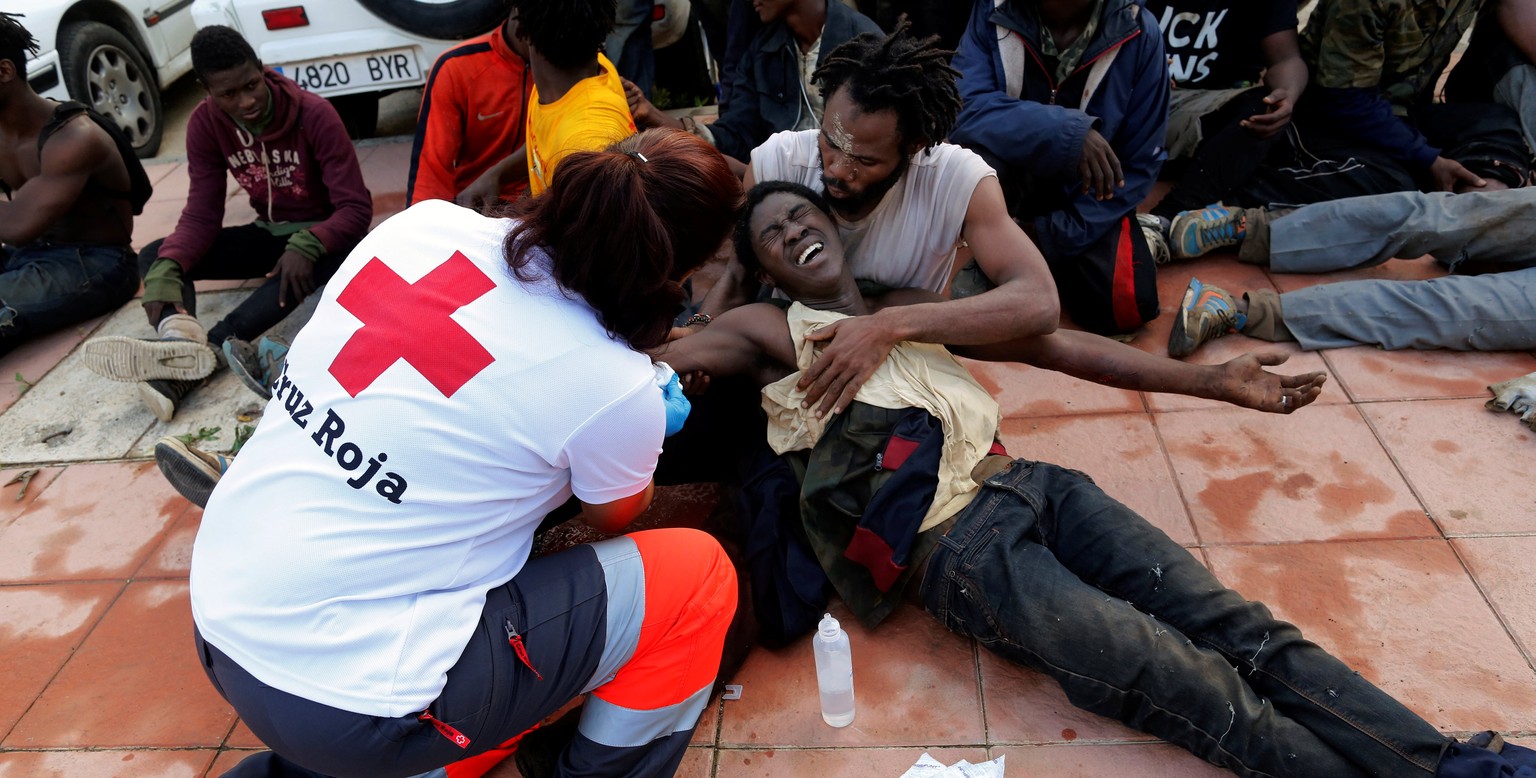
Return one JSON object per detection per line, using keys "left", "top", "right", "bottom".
{"left": 276, "top": 48, "right": 420, "bottom": 95}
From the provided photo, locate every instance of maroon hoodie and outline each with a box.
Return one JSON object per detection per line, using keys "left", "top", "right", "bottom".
{"left": 158, "top": 69, "right": 373, "bottom": 271}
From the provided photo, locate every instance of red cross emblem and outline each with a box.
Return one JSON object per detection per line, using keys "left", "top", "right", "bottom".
{"left": 329, "top": 252, "right": 497, "bottom": 398}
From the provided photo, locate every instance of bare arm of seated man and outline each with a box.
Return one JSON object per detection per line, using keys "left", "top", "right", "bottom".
{"left": 795, "top": 176, "right": 1061, "bottom": 415}
{"left": 867, "top": 288, "right": 1328, "bottom": 415}
{"left": 958, "top": 331, "right": 1327, "bottom": 414}
{"left": 0, "top": 115, "right": 115, "bottom": 245}
{"left": 580, "top": 481, "right": 656, "bottom": 534}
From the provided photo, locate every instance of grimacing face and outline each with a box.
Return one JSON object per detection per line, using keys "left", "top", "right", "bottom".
{"left": 203, "top": 61, "right": 269, "bottom": 125}
{"left": 749, "top": 191, "right": 848, "bottom": 299}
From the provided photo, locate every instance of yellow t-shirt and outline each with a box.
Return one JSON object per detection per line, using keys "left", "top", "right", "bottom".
{"left": 526, "top": 53, "right": 636, "bottom": 195}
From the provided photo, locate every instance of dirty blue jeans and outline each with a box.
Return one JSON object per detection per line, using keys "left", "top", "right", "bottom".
{"left": 0, "top": 242, "right": 138, "bottom": 357}
{"left": 919, "top": 460, "right": 1448, "bottom": 778}
{"left": 1264, "top": 189, "right": 1536, "bottom": 351}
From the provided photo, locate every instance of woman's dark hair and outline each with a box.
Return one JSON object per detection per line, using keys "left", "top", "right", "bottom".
{"left": 733, "top": 180, "right": 833, "bottom": 277}
{"left": 813, "top": 17, "right": 961, "bottom": 151}
{"left": 191, "top": 25, "right": 260, "bottom": 81}
{"left": 510, "top": 0, "right": 614, "bottom": 71}
{"left": 0, "top": 12, "right": 38, "bottom": 73}
{"left": 503, "top": 129, "right": 742, "bottom": 351}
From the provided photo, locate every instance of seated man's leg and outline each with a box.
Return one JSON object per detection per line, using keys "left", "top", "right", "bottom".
{"left": 1264, "top": 188, "right": 1536, "bottom": 274}
{"left": 1264, "top": 266, "right": 1536, "bottom": 352}
{"left": 1224, "top": 118, "right": 1418, "bottom": 209}
{"left": 1411, "top": 102, "right": 1532, "bottom": 190}
{"left": 921, "top": 460, "right": 1446, "bottom": 776}
{"left": 1493, "top": 63, "right": 1536, "bottom": 155}
{"left": 203, "top": 230, "right": 344, "bottom": 347}
{"left": 1044, "top": 213, "right": 1162, "bottom": 335}
{"left": 0, "top": 244, "right": 138, "bottom": 357}
{"left": 1154, "top": 88, "right": 1283, "bottom": 221}
{"left": 208, "top": 528, "right": 736, "bottom": 778}
{"left": 979, "top": 155, "right": 1159, "bottom": 335}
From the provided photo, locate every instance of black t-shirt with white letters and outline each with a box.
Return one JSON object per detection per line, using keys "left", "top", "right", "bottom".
{"left": 1144, "top": 0, "right": 1297, "bottom": 89}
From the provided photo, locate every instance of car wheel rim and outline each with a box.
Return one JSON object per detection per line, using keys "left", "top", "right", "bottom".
{"left": 84, "top": 44, "right": 153, "bottom": 147}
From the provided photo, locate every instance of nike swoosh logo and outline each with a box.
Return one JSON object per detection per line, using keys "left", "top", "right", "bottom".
{"left": 477, "top": 111, "right": 506, "bottom": 121}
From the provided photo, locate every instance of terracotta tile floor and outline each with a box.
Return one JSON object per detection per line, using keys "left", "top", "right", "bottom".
{"left": 1, "top": 135, "right": 1533, "bottom": 777}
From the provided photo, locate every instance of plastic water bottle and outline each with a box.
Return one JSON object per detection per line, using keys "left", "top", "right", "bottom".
{"left": 813, "top": 612, "right": 855, "bottom": 727}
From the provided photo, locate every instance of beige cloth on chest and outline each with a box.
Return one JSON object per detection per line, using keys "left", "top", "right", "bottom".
{"left": 762, "top": 303, "right": 1003, "bottom": 532}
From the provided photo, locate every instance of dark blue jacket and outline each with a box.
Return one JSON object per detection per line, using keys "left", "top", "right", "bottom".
{"left": 710, "top": 1, "right": 882, "bottom": 162}
{"left": 950, "top": 0, "right": 1168, "bottom": 258}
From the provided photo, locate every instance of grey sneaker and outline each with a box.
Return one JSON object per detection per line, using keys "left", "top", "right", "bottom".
{"left": 83, "top": 336, "right": 218, "bottom": 382}
{"left": 222, "top": 336, "right": 289, "bottom": 400}
{"left": 1137, "top": 213, "right": 1172, "bottom": 265}
{"left": 153, "top": 436, "right": 229, "bottom": 508}
{"left": 137, "top": 378, "right": 201, "bottom": 422}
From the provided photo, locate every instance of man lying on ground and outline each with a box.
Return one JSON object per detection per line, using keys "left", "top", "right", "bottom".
{"left": 652, "top": 181, "right": 1536, "bottom": 778}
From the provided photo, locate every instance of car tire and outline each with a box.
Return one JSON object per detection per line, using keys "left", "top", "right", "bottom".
{"left": 329, "top": 92, "right": 380, "bottom": 140}
{"left": 58, "top": 21, "right": 164, "bottom": 158}
{"left": 354, "top": 0, "right": 507, "bottom": 41}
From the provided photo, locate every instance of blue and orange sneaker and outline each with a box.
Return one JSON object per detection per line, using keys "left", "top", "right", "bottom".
{"left": 1170, "top": 204, "right": 1248, "bottom": 260}
{"left": 222, "top": 335, "right": 289, "bottom": 401}
{"left": 1168, "top": 278, "right": 1246, "bottom": 358}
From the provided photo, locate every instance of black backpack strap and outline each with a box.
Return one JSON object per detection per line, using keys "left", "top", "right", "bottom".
{"left": 38, "top": 101, "right": 154, "bottom": 216}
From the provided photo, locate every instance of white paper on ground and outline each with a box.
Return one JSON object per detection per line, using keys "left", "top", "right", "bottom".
{"left": 899, "top": 752, "right": 1005, "bottom": 778}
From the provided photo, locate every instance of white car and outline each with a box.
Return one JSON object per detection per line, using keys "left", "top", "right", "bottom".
{"left": 188, "top": 0, "right": 719, "bottom": 138}
{"left": 189, "top": 0, "right": 507, "bottom": 137}
{"left": 18, "top": 0, "right": 198, "bottom": 157}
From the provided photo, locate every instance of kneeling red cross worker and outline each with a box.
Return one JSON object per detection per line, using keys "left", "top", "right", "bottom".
{"left": 189, "top": 129, "right": 746, "bottom": 778}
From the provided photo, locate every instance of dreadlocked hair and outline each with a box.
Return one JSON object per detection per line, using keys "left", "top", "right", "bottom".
{"left": 0, "top": 13, "right": 39, "bottom": 72}
{"left": 812, "top": 17, "right": 960, "bottom": 151}
{"left": 510, "top": 0, "right": 615, "bottom": 71}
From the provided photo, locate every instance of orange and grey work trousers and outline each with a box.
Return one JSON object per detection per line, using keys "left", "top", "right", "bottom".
{"left": 199, "top": 528, "right": 737, "bottom": 778}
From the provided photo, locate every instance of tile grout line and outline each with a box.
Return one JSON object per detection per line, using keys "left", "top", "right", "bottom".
{"left": 1352, "top": 399, "right": 1536, "bottom": 677}
{"left": 0, "top": 578, "right": 131, "bottom": 748}
{"left": 1145, "top": 409, "right": 1206, "bottom": 550}
{"left": 1443, "top": 538, "right": 1536, "bottom": 678}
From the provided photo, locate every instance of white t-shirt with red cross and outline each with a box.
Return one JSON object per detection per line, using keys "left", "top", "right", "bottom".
{"left": 190, "top": 199, "right": 664, "bottom": 718}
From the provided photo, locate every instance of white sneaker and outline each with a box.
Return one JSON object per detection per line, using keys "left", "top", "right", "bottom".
{"left": 82, "top": 336, "right": 218, "bottom": 382}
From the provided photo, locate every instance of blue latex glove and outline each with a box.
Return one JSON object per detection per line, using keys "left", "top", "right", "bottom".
{"left": 655, "top": 362, "right": 691, "bottom": 437}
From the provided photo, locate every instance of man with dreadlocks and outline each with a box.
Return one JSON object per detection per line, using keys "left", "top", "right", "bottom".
{"left": 458, "top": 0, "right": 636, "bottom": 206}
{"left": 0, "top": 12, "right": 144, "bottom": 356}
{"left": 692, "top": 21, "right": 1063, "bottom": 420}
{"left": 950, "top": 0, "right": 1170, "bottom": 336}
{"left": 686, "top": 23, "right": 1317, "bottom": 425}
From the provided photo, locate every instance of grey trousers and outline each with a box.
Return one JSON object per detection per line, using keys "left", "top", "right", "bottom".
{"left": 1267, "top": 189, "right": 1536, "bottom": 351}
{"left": 1494, "top": 63, "right": 1536, "bottom": 157}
